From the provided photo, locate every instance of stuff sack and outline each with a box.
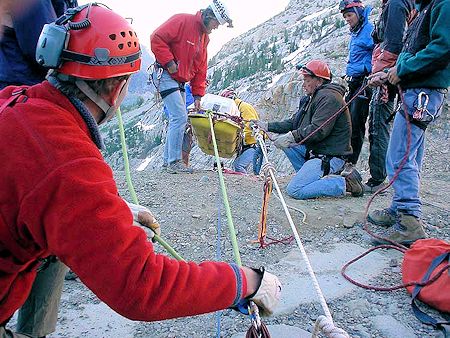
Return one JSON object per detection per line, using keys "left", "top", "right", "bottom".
{"left": 402, "top": 238, "right": 450, "bottom": 313}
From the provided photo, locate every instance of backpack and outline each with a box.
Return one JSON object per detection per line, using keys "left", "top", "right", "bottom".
{"left": 342, "top": 238, "right": 450, "bottom": 336}
{"left": 402, "top": 239, "right": 450, "bottom": 335}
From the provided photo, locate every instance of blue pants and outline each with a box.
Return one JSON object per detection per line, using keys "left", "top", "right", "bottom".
{"left": 283, "top": 145, "right": 346, "bottom": 199}
{"left": 233, "top": 147, "right": 256, "bottom": 174}
{"left": 387, "top": 88, "right": 444, "bottom": 218}
{"left": 155, "top": 70, "right": 187, "bottom": 164}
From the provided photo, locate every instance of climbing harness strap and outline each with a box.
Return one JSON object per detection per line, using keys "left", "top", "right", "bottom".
{"left": 0, "top": 88, "right": 28, "bottom": 114}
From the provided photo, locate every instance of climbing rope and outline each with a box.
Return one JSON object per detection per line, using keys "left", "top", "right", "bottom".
{"left": 312, "top": 316, "right": 351, "bottom": 338}
{"left": 252, "top": 125, "right": 350, "bottom": 337}
{"left": 116, "top": 108, "right": 184, "bottom": 261}
{"left": 254, "top": 163, "right": 294, "bottom": 248}
{"left": 206, "top": 111, "right": 271, "bottom": 337}
{"left": 341, "top": 85, "right": 438, "bottom": 291}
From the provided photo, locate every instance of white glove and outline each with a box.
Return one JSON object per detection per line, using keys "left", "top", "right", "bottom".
{"left": 249, "top": 268, "right": 282, "bottom": 316}
{"left": 273, "top": 131, "right": 296, "bottom": 149}
{"left": 125, "top": 201, "right": 161, "bottom": 239}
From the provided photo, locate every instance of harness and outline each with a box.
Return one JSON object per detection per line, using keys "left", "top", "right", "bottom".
{"left": 149, "top": 62, "right": 186, "bottom": 99}
{"left": 0, "top": 88, "right": 28, "bottom": 113}
{"left": 309, "top": 152, "right": 345, "bottom": 177}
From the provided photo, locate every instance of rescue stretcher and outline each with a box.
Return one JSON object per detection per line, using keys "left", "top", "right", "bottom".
{"left": 188, "top": 94, "right": 243, "bottom": 158}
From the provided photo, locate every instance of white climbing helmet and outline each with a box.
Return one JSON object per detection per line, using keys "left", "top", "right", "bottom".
{"left": 209, "top": 0, "right": 233, "bottom": 27}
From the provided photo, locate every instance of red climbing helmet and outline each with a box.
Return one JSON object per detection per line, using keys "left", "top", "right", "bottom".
{"left": 219, "top": 87, "right": 237, "bottom": 99}
{"left": 299, "top": 60, "right": 332, "bottom": 81}
{"left": 58, "top": 4, "right": 141, "bottom": 79}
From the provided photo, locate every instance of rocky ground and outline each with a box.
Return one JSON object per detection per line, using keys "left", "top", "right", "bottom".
{"left": 9, "top": 125, "right": 449, "bottom": 338}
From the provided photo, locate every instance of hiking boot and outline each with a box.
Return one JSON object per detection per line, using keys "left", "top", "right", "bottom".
{"left": 343, "top": 168, "right": 364, "bottom": 197}
{"left": 368, "top": 208, "right": 396, "bottom": 227}
{"left": 372, "top": 213, "right": 427, "bottom": 245}
{"left": 167, "top": 160, "right": 193, "bottom": 174}
{"left": 65, "top": 270, "right": 78, "bottom": 280}
{"left": 364, "top": 179, "right": 389, "bottom": 194}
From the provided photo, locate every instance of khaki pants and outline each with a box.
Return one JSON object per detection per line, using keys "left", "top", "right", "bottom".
{"left": 16, "top": 259, "right": 68, "bottom": 337}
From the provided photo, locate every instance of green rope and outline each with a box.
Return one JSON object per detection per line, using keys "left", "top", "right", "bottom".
{"left": 116, "top": 108, "right": 184, "bottom": 261}
{"left": 207, "top": 112, "right": 242, "bottom": 267}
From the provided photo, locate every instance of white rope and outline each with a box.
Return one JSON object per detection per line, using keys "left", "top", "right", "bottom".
{"left": 312, "top": 316, "right": 350, "bottom": 338}
{"left": 253, "top": 127, "right": 334, "bottom": 323}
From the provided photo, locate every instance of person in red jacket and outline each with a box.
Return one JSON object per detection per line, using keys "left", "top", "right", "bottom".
{"left": 150, "top": 0, "right": 233, "bottom": 173}
{"left": 0, "top": 4, "right": 280, "bottom": 336}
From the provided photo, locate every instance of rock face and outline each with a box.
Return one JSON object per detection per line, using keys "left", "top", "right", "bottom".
{"left": 104, "top": 0, "right": 449, "bottom": 174}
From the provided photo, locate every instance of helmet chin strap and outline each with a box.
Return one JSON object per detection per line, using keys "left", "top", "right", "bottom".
{"left": 75, "top": 79, "right": 129, "bottom": 125}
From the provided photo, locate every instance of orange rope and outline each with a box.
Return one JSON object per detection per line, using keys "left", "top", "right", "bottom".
{"left": 255, "top": 175, "right": 294, "bottom": 248}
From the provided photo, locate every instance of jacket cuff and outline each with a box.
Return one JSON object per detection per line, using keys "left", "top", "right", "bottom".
{"left": 230, "top": 263, "right": 247, "bottom": 306}
{"left": 291, "top": 130, "right": 302, "bottom": 142}
{"left": 165, "top": 60, "right": 176, "bottom": 69}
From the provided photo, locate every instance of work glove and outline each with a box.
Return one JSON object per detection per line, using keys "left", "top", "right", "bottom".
{"left": 273, "top": 131, "right": 296, "bottom": 149}
{"left": 249, "top": 267, "right": 282, "bottom": 316}
{"left": 250, "top": 120, "right": 268, "bottom": 131}
{"left": 126, "top": 201, "right": 161, "bottom": 240}
{"left": 233, "top": 267, "right": 282, "bottom": 317}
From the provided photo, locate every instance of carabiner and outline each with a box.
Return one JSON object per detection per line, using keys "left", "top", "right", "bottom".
{"left": 417, "top": 91, "right": 429, "bottom": 111}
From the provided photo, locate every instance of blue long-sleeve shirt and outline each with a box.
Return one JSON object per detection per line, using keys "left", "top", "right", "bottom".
{"left": 0, "top": 0, "right": 77, "bottom": 89}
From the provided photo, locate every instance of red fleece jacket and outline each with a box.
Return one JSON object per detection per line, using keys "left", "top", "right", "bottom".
{"left": 150, "top": 12, "right": 209, "bottom": 97}
{"left": 0, "top": 82, "right": 246, "bottom": 324}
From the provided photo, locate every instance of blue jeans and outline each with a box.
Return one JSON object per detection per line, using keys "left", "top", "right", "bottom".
{"left": 233, "top": 147, "right": 256, "bottom": 174}
{"left": 253, "top": 146, "right": 264, "bottom": 175}
{"left": 155, "top": 70, "right": 186, "bottom": 164}
{"left": 387, "top": 88, "right": 444, "bottom": 218}
{"left": 284, "top": 145, "right": 346, "bottom": 199}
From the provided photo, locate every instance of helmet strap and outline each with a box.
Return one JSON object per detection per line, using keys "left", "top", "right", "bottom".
{"left": 75, "top": 79, "right": 114, "bottom": 125}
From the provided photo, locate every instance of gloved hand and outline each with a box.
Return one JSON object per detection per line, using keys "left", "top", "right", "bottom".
{"left": 250, "top": 120, "right": 268, "bottom": 131}
{"left": 248, "top": 267, "right": 282, "bottom": 316}
{"left": 273, "top": 131, "right": 296, "bottom": 149}
{"left": 125, "top": 201, "right": 161, "bottom": 240}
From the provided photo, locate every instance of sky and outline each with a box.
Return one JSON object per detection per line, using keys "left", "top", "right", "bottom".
{"left": 78, "top": 0, "right": 290, "bottom": 58}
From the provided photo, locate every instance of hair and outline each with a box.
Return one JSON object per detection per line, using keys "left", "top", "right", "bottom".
{"left": 47, "top": 71, "right": 129, "bottom": 101}
{"left": 201, "top": 7, "right": 217, "bottom": 27}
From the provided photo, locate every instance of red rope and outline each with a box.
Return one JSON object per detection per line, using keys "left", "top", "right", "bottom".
{"left": 341, "top": 85, "right": 425, "bottom": 291}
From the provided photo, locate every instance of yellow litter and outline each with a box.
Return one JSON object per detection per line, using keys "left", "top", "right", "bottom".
{"left": 188, "top": 94, "right": 243, "bottom": 158}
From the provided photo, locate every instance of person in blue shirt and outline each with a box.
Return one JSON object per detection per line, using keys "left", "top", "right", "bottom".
{"left": 340, "top": 0, "right": 374, "bottom": 169}
{"left": 163, "top": 83, "right": 195, "bottom": 168}
{"left": 0, "top": 2, "right": 78, "bottom": 336}
{"left": 0, "top": 0, "right": 77, "bottom": 89}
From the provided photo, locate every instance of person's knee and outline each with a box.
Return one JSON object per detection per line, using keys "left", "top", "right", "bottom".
{"left": 286, "top": 181, "right": 306, "bottom": 200}
{"left": 170, "top": 111, "right": 188, "bottom": 128}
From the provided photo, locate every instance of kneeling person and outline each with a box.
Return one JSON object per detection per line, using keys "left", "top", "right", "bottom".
{"left": 220, "top": 88, "right": 261, "bottom": 174}
{"left": 257, "top": 60, "right": 364, "bottom": 199}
